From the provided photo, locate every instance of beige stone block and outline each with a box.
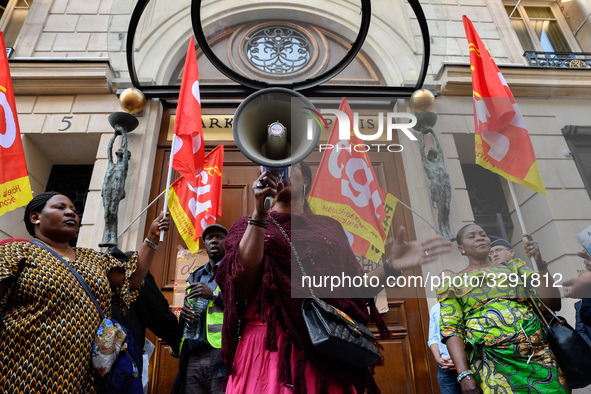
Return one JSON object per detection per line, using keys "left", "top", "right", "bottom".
{"left": 44, "top": 15, "right": 78, "bottom": 32}
{"left": 53, "top": 33, "right": 90, "bottom": 52}
{"left": 109, "top": 15, "right": 131, "bottom": 33}
{"left": 96, "top": 133, "right": 112, "bottom": 160}
{"left": 107, "top": 33, "right": 125, "bottom": 53}
{"left": 18, "top": 114, "right": 46, "bottom": 133}
{"left": 78, "top": 15, "right": 109, "bottom": 33}
{"left": 0, "top": 208, "right": 29, "bottom": 239}
{"left": 34, "top": 96, "right": 74, "bottom": 113}
{"left": 438, "top": 133, "right": 459, "bottom": 159}
{"left": 521, "top": 116, "right": 560, "bottom": 136}
{"left": 555, "top": 220, "right": 591, "bottom": 257}
{"left": 72, "top": 95, "right": 120, "bottom": 114}
{"left": 89, "top": 159, "right": 108, "bottom": 190}
{"left": 531, "top": 136, "right": 570, "bottom": 160}
{"left": 436, "top": 114, "right": 474, "bottom": 133}
{"left": 36, "top": 33, "right": 56, "bottom": 52}
{"left": 88, "top": 114, "right": 115, "bottom": 135}
{"left": 15, "top": 96, "right": 36, "bottom": 113}
{"left": 510, "top": 192, "right": 552, "bottom": 236}
{"left": 99, "top": 0, "right": 115, "bottom": 15}
{"left": 465, "top": 5, "right": 494, "bottom": 22}
{"left": 66, "top": 2, "right": 100, "bottom": 14}
{"left": 50, "top": 0, "right": 68, "bottom": 14}
{"left": 435, "top": 97, "right": 474, "bottom": 115}
{"left": 546, "top": 189, "right": 591, "bottom": 221}
{"left": 22, "top": 135, "right": 51, "bottom": 186}
{"left": 537, "top": 160, "right": 587, "bottom": 189}
{"left": 42, "top": 114, "right": 90, "bottom": 133}
{"left": 445, "top": 160, "right": 466, "bottom": 189}
{"left": 88, "top": 33, "right": 108, "bottom": 52}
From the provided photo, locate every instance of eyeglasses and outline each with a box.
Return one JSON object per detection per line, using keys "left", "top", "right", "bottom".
{"left": 489, "top": 248, "right": 510, "bottom": 256}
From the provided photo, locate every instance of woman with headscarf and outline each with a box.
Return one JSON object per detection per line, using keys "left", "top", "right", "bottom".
{"left": 0, "top": 191, "right": 170, "bottom": 393}
{"left": 217, "top": 162, "right": 451, "bottom": 393}
{"left": 438, "top": 223, "right": 567, "bottom": 393}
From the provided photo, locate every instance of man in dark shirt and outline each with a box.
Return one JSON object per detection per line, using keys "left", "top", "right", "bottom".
{"left": 172, "top": 223, "right": 227, "bottom": 394}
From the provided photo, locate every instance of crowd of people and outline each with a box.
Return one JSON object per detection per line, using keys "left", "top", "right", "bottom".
{"left": 2, "top": 166, "right": 591, "bottom": 394}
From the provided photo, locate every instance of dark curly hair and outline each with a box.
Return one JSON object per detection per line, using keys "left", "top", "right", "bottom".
{"left": 24, "top": 191, "right": 61, "bottom": 236}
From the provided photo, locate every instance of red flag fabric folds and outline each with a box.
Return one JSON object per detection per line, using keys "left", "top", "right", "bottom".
{"left": 168, "top": 146, "right": 224, "bottom": 253}
{"left": 172, "top": 36, "right": 204, "bottom": 187}
{"left": 0, "top": 31, "right": 32, "bottom": 215}
{"left": 308, "top": 98, "right": 397, "bottom": 263}
{"left": 463, "top": 15, "right": 546, "bottom": 195}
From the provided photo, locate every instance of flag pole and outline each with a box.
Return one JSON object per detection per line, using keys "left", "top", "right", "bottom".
{"left": 118, "top": 190, "right": 166, "bottom": 240}
{"left": 507, "top": 180, "right": 539, "bottom": 272}
{"left": 396, "top": 199, "right": 441, "bottom": 235}
{"left": 160, "top": 135, "right": 177, "bottom": 242}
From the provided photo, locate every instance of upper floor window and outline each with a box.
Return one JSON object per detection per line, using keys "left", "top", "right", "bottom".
{"left": 0, "top": 0, "right": 33, "bottom": 52}
{"left": 504, "top": 2, "right": 572, "bottom": 53}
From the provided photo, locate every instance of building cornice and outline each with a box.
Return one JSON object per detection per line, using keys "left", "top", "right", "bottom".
{"left": 437, "top": 63, "right": 591, "bottom": 98}
{"left": 7, "top": 59, "right": 116, "bottom": 95}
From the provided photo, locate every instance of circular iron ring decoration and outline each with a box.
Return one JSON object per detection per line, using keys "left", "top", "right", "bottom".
{"left": 190, "top": 0, "right": 371, "bottom": 91}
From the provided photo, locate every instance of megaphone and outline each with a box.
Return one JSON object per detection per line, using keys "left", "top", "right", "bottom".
{"left": 233, "top": 88, "right": 321, "bottom": 209}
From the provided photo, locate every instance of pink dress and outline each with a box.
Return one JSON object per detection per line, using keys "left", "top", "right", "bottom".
{"left": 226, "top": 313, "right": 357, "bottom": 393}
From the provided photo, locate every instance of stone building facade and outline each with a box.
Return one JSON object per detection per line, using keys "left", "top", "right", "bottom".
{"left": 2, "top": 0, "right": 591, "bottom": 392}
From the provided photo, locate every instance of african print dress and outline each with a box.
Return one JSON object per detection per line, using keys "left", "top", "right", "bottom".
{"left": 0, "top": 241, "right": 139, "bottom": 393}
{"left": 437, "top": 259, "right": 568, "bottom": 393}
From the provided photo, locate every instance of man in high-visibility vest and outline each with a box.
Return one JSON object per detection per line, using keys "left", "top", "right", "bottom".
{"left": 172, "top": 224, "right": 227, "bottom": 394}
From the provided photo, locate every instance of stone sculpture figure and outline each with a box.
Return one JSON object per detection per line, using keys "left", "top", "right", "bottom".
{"left": 100, "top": 112, "right": 138, "bottom": 247}
{"left": 417, "top": 124, "right": 453, "bottom": 240}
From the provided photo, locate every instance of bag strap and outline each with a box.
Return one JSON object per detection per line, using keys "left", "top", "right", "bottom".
{"left": 269, "top": 215, "right": 316, "bottom": 298}
{"left": 525, "top": 288, "right": 554, "bottom": 330}
{"left": 31, "top": 239, "right": 105, "bottom": 320}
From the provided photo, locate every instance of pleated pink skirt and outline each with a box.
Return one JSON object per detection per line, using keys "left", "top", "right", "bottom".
{"left": 225, "top": 320, "right": 356, "bottom": 394}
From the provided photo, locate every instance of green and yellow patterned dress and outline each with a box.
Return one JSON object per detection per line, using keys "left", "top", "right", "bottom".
{"left": 0, "top": 241, "right": 140, "bottom": 393}
{"left": 437, "top": 259, "right": 568, "bottom": 393}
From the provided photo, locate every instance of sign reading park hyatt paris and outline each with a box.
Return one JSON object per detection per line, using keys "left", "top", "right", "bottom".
{"left": 168, "top": 114, "right": 414, "bottom": 150}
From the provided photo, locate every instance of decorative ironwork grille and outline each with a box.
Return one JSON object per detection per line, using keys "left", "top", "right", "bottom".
{"left": 525, "top": 51, "right": 591, "bottom": 68}
{"left": 245, "top": 26, "right": 312, "bottom": 74}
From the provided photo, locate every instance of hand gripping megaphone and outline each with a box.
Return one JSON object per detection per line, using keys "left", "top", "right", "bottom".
{"left": 233, "top": 88, "right": 321, "bottom": 210}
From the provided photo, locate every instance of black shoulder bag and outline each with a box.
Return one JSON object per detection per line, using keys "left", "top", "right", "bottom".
{"left": 528, "top": 289, "right": 591, "bottom": 389}
{"left": 270, "top": 216, "right": 381, "bottom": 368}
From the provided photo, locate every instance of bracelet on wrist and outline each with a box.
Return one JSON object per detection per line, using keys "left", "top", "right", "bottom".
{"left": 383, "top": 259, "right": 404, "bottom": 278}
{"left": 248, "top": 217, "right": 268, "bottom": 229}
{"left": 144, "top": 238, "right": 158, "bottom": 250}
{"left": 457, "top": 369, "right": 474, "bottom": 383}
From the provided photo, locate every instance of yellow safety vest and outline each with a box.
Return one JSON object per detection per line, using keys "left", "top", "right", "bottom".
{"left": 205, "top": 286, "right": 223, "bottom": 349}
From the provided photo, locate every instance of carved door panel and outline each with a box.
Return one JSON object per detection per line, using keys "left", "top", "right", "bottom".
{"left": 144, "top": 110, "right": 437, "bottom": 393}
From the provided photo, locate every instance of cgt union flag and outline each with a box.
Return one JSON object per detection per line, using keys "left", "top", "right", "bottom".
{"left": 308, "top": 97, "right": 397, "bottom": 263}
{"left": 0, "top": 31, "right": 32, "bottom": 215}
{"left": 463, "top": 15, "right": 546, "bottom": 195}
{"left": 168, "top": 145, "right": 224, "bottom": 253}
{"left": 172, "top": 36, "right": 204, "bottom": 187}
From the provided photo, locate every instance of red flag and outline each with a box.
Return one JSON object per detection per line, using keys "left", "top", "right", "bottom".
{"left": 0, "top": 31, "right": 32, "bottom": 216}
{"left": 308, "top": 98, "right": 397, "bottom": 263}
{"left": 463, "top": 15, "right": 546, "bottom": 194}
{"left": 172, "top": 36, "right": 204, "bottom": 186}
{"left": 168, "top": 146, "right": 224, "bottom": 253}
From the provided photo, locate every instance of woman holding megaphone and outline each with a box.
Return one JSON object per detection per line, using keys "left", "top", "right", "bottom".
{"left": 216, "top": 162, "right": 451, "bottom": 393}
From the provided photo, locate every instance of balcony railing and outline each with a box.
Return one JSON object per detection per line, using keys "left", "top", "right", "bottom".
{"left": 525, "top": 51, "right": 591, "bottom": 68}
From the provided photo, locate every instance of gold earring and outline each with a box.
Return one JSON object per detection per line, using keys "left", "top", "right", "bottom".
{"left": 34, "top": 220, "right": 40, "bottom": 224}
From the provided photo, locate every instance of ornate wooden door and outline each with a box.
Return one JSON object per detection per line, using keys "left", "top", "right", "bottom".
{"left": 143, "top": 108, "right": 438, "bottom": 393}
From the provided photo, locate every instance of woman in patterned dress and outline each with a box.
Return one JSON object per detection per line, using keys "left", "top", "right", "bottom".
{"left": 0, "top": 191, "right": 169, "bottom": 393}
{"left": 438, "top": 223, "right": 568, "bottom": 393}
